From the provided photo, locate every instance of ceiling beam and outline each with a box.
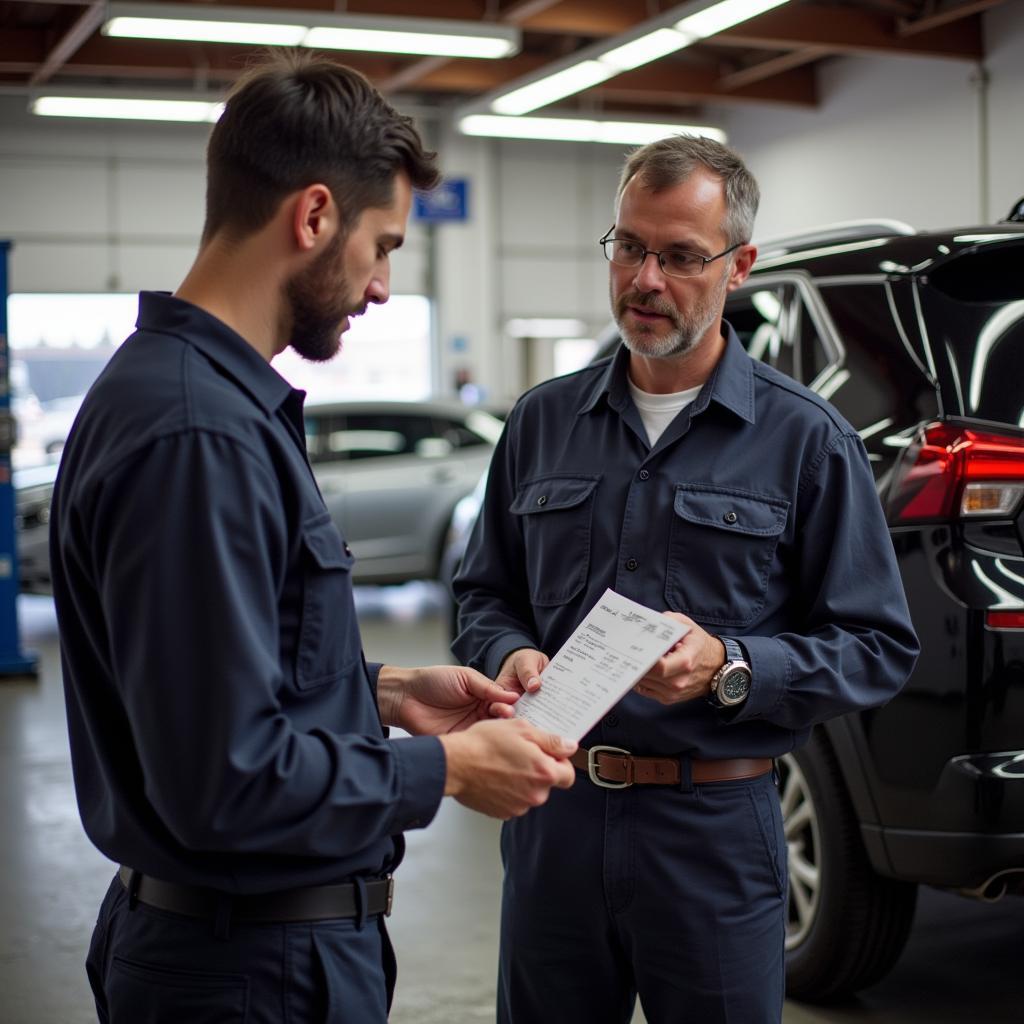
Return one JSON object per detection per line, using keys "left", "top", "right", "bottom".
{"left": 593, "top": 64, "right": 817, "bottom": 109}
{"left": 29, "top": 1, "right": 106, "bottom": 86}
{"left": 717, "top": 47, "right": 828, "bottom": 90}
{"left": 378, "top": 0, "right": 562, "bottom": 94}
{"left": 898, "top": 0, "right": 1007, "bottom": 35}
{"left": 711, "top": 3, "right": 983, "bottom": 60}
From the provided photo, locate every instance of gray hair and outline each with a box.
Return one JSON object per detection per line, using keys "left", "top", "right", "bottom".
{"left": 615, "top": 135, "right": 760, "bottom": 247}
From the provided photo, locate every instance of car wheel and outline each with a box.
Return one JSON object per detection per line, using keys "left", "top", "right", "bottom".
{"left": 781, "top": 729, "right": 917, "bottom": 1002}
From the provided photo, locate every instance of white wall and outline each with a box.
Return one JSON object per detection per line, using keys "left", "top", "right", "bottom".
{"left": 1, "top": 3, "right": 1023, "bottom": 401}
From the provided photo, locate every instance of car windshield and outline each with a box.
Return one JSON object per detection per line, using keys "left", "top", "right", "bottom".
{"left": 921, "top": 240, "right": 1024, "bottom": 426}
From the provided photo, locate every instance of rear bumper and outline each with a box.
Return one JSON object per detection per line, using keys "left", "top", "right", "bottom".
{"left": 863, "top": 750, "right": 1024, "bottom": 890}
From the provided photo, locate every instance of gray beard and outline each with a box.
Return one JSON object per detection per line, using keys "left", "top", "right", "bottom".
{"left": 611, "top": 265, "right": 730, "bottom": 360}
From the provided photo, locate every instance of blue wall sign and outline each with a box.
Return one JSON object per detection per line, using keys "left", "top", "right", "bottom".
{"left": 414, "top": 179, "right": 469, "bottom": 223}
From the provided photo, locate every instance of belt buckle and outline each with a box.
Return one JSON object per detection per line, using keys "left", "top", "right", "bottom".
{"left": 385, "top": 876, "right": 394, "bottom": 917}
{"left": 587, "top": 745, "right": 632, "bottom": 789}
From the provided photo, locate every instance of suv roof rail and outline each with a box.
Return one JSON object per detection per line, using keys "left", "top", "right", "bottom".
{"left": 754, "top": 219, "right": 917, "bottom": 253}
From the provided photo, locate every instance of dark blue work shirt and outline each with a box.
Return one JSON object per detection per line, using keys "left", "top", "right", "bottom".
{"left": 52, "top": 292, "right": 446, "bottom": 894}
{"left": 453, "top": 326, "right": 919, "bottom": 758}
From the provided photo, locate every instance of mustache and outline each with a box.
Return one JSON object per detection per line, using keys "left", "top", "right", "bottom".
{"left": 616, "top": 291, "right": 678, "bottom": 322}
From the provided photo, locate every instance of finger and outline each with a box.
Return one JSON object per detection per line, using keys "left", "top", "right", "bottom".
{"left": 552, "top": 762, "right": 577, "bottom": 789}
{"left": 473, "top": 679, "right": 521, "bottom": 704}
{"left": 523, "top": 727, "right": 577, "bottom": 759}
{"left": 487, "top": 700, "right": 516, "bottom": 719}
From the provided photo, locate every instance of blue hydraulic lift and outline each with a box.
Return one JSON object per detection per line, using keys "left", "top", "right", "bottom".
{"left": 0, "top": 242, "right": 39, "bottom": 679}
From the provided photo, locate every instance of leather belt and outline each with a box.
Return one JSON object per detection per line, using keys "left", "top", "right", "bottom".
{"left": 118, "top": 866, "right": 393, "bottom": 923}
{"left": 571, "top": 746, "right": 772, "bottom": 789}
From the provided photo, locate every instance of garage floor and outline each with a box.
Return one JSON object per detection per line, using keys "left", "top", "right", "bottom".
{"left": 1, "top": 589, "right": 1020, "bottom": 1024}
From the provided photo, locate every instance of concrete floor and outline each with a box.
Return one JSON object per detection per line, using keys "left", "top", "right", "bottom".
{"left": 0, "top": 588, "right": 1021, "bottom": 1024}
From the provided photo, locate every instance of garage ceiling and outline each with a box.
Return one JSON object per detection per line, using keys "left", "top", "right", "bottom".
{"left": 0, "top": 0, "right": 1008, "bottom": 121}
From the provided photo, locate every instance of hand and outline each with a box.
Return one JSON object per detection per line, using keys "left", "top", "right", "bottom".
{"left": 496, "top": 647, "right": 549, "bottom": 697}
{"left": 440, "top": 719, "right": 577, "bottom": 819}
{"left": 633, "top": 613, "right": 726, "bottom": 705}
{"left": 377, "top": 665, "right": 519, "bottom": 736}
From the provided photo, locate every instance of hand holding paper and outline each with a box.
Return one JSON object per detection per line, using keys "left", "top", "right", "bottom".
{"left": 513, "top": 589, "right": 689, "bottom": 742}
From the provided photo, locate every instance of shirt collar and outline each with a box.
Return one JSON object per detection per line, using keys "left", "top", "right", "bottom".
{"left": 135, "top": 291, "right": 298, "bottom": 417}
{"left": 577, "top": 319, "right": 755, "bottom": 425}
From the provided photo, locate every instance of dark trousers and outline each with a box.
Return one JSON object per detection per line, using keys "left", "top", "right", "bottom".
{"left": 498, "top": 769, "right": 786, "bottom": 1024}
{"left": 86, "top": 874, "right": 396, "bottom": 1023}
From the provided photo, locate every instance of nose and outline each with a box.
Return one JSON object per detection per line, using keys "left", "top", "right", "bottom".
{"left": 632, "top": 251, "right": 667, "bottom": 294}
{"left": 364, "top": 263, "right": 391, "bottom": 306}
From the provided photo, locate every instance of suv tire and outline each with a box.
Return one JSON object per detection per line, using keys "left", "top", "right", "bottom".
{"left": 782, "top": 730, "right": 918, "bottom": 1001}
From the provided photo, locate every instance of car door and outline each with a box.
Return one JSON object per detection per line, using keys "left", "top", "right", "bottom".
{"left": 333, "top": 410, "right": 489, "bottom": 584}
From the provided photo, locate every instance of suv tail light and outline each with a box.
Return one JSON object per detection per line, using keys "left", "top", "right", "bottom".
{"left": 886, "top": 422, "right": 1024, "bottom": 524}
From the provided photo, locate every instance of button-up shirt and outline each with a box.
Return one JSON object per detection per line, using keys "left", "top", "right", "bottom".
{"left": 52, "top": 292, "right": 446, "bottom": 894}
{"left": 453, "top": 326, "right": 919, "bottom": 758}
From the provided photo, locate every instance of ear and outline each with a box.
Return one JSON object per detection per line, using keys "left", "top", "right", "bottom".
{"left": 726, "top": 244, "right": 757, "bottom": 292}
{"left": 291, "top": 183, "right": 337, "bottom": 253}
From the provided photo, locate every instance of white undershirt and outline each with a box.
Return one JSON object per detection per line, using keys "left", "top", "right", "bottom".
{"left": 627, "top": 377, "right": 702, "bottom": 447}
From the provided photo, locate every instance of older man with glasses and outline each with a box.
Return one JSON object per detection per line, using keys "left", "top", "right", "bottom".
{"left": 453, "top": 134, "right": 919, "bottom": 1024}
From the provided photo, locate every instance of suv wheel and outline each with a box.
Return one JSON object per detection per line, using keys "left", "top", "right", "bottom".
{"left": 781, "top": 730, "right": 918, "bottom": 1001}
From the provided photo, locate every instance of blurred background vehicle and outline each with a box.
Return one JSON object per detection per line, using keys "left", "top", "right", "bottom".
{"left": 304, "top": 399, "right": 504, "bottom": 585}
{"left": 13, "top": 399, "right": 504, "bottom": 594}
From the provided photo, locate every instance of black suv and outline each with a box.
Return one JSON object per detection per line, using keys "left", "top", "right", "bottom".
{"left": 706, "top": 219, "right": 1024, "bottom": 1001}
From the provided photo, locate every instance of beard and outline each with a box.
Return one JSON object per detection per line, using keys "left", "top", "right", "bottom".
{"left": 612, "top": 265, "right": 731, "bottom": 360}
{"left": 284, "top": 233, "right": 363, "bottom": 363}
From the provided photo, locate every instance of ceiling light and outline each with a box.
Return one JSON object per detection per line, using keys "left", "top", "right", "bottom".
{"left": 599, "top": 28, "right": 691, "bottom": 72}
{"left": 103, "top": 3, "right": 520, "bottom": 59}
{"left": 105, "top": 16, "right": 305, "bottom": 46}
{"left": 460, "top": 114, "right": 726, "bottom": 146}
{"left": 491, "top": 62, "right": 616, "bottom": 116}
{"left": 485, "top": 0, "right": 792, "bottom": 115}
{"left": 304, "top": 27, "right": 514, "bottom": 59}
{"left": 674, "top": 0, "right": 791, "bottom": 40}
{"left": 31, "top": 95, "right": 223, "bottom": 123}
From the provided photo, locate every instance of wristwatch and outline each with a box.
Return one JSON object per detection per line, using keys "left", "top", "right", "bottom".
{"left": 708, "top": 637, "right": 752, "bottom": 708}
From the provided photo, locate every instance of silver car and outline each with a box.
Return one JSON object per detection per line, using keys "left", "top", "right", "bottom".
{"left": 305, "top": 400, "right": 503, "bottom": 584}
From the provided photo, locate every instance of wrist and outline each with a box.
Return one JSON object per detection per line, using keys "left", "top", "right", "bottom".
{"left": 376, "top": 665, "right": 414, "bottom": 728}
{"left": 439, "top": 732, "right": 471, "bottom": 797}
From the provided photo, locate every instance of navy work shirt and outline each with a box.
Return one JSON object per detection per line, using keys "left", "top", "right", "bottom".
{"left": 453, "top": 326, "right": 920, "bottom": 758}
{"left": 52, "top": 292, "right": 446, "bottom": 894}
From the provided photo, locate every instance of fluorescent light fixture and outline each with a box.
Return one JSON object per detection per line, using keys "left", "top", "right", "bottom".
{"left": 460, "top": 114, "right": 726, "bottom": 146}
{"left": 32, "top": 95, "right": 223, "bottom": 123}
{"left": 675, "top": 0, "right": 790, "bottom": 39}
{"left": 103, "top": 3, "right": 520, "bottom": 59}
{"left": 304, "top": 27, "right": 513, "bottom": 59}
{"left": 105, "top": 16, "right": 305, "bottom": 46}
{"left": 492, "top": 61, "right": 616, "bottom": 116}
{"left": 600, "top": 28, "right": 692, "bottom": 72}
{"left": 485, "top": 0, "right": 792, "bottom": 115}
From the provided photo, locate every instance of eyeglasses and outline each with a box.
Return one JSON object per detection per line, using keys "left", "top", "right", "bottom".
{"left": 599, "top": 228, "right": 741, "bottom": 279}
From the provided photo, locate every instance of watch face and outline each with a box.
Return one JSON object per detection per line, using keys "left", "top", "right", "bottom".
{"left": 721, "top": 668, "right": 750, "bottom": 703}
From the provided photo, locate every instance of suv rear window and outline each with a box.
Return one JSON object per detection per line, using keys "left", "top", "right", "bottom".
{"left": 919, "top": 242, "right": 1024, "bottom": 426}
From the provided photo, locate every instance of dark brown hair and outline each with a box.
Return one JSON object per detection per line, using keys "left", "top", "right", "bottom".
{"left": 203, "top": 50, "right": 439, "bottom": 243}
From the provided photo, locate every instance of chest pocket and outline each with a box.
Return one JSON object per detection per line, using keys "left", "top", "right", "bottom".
{"left": 665, "top": 485, "right": 789, "bottom": 629}
{"left": 510, "top": 475, "right": 600, "bottom": 607}
{"left": 296, "top": 515, "right": 361, "bottom": 690}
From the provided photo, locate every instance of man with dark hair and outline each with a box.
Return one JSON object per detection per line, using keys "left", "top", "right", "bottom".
{"left": 52, "top": 52, "right": 576, "bottom": 1023}
{"left": 454, "top": 133, "right": 918, "bottom": 1022}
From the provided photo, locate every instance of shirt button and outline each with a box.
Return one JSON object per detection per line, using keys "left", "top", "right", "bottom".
{"left": 724, "top": 511, "right": 738, "bottom": 524}
{"left": 626, "top": 558, "right": 638, "bottom": 571}
{"left": 537, "top": 495, "right": 547, "bottom": 506}
{"left": 605, "top": 714, "right": 619, "bottom": 727}
{"left": 639, "top": 469, "right": 650, "bottom": 480}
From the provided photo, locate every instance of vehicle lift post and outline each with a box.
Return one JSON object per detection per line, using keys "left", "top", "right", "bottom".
{"left": 0, "top": 242, "right": 39, "bottom": 680}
